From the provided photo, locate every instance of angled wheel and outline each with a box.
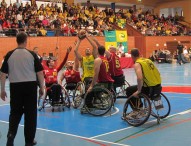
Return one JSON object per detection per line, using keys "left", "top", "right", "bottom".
{"left": 122, "top": 93, "right": 151, "bottom": 127}
{"left": 62, "top": 88, "right": 71, "bottom": 108}
{"left": 84, "top": 87, "right": 113, "bottom": 116}
{"left": 63, "top": 83, "right": 73, "bottom": 98}
{"left": 110, "top": 88, "right": 117, "bottom": 103}
{"left": 73, "top": 82, "right": 85, "bottom": 109}
{"left": 150, "top": 93, "right": 171, "bottom": 119}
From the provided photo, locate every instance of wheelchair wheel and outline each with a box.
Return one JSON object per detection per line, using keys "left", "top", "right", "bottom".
{"left": 110, "top": 88, "right": 117, "bottom": 103}
{"left": 150, "top": 93, "right": 171, "bottom": 119}
{"left": 122, "top": 93, "right": 151, "bottom": 127}
{"left": 84, "top": 87, "right": 114, "bottom": 116}
{"left": 63, "top": 83, "right": 73, "bottom": 97}
{"left": 115, "top": 80, "right": 130, "bottom": 98}
{"left": 62, "top": 88, "right": 71, "bottom": 108}
{"left": 73, "top": 82, "right": 85, "bottom": 108}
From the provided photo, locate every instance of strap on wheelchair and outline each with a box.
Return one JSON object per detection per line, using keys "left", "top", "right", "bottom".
{"left": 149, "top": 84, "right": 162, "bottom": 100}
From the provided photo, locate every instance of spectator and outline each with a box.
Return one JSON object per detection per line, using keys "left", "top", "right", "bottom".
{"left": 52, "top": 16, "right": 61, "bottom": 36}
{"left": 177, "top": 41, "right": 184, "bottom": 65}
{"left": 117, "top": 42, "right": 125, "bottom": 57}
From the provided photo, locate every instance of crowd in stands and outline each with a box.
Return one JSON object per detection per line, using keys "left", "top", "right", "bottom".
{"left": 123, "top": 7, "right": 191, "bottom": 36}
{"left": 0, "top": 0, "right": 117, "bottom": 37}
{"left": 0, "top": 0, "right": 190, "bottom": 37}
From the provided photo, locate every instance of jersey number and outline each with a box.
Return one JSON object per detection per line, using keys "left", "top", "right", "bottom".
{"left": 115, "top": 59, "right": 120, "bottom": 68}
{"left": 103, "top": 60, "right": 109, "bottom": 72}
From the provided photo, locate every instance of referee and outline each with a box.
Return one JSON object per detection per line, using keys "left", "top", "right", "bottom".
{"left": 0, "top": 32, "right": 45, "bottom": 146}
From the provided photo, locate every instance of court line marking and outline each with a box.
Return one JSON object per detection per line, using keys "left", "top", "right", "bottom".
{"left": 0, "top": 93, "right": 190, "bottom": 145}
{"left": 103, "top": 107, "right": 120, "bottom": 117}
{"left": 0, "top": 120, "right": 130, "bottom": 146}
{"left": 91, "top": 108, "right": 191, "bottom": 139}
{"left": 163, "top": 92, "right": 191, "bottom": 94}
{"left": 0, "top": 104, "right": 9, "bottom": 106}
{"left": 162, "top": 83, "right": 191, "bottom": 85}
{"left": 163, "top": 86, "right": 191, "bottom": 87}
{"left": 116, "top": 117, "right": 191, "bottom": 142}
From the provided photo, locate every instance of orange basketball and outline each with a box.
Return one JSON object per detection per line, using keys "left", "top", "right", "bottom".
{"left": 79, "top": 29, "right": 86, "bottom": 35}
{"left": 78, "top": 29, "right": 86, "bottom": 39}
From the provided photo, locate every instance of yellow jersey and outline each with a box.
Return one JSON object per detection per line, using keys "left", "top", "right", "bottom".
{"left": 136, "top": 58, "right": 161, "bottom": 87}
{"left": 82, "top": 55, "right": 94, "bottom": 80}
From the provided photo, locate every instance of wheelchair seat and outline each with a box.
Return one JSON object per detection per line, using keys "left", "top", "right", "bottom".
{"left": 113, "top": 75, "right": 125, "bottom": 87}
{"left": 48, "top": 84, "right": 62, "bottom": 103}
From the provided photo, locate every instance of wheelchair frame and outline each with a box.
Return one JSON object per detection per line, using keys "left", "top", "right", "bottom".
{"left": 81, "top": 86, "right": 116, "bottom": 116}
{"left": 38, "top": 84, "right": 70, "bottom": 112}
{"left": 63, "top": 81, "right": 85, "bottom": 109}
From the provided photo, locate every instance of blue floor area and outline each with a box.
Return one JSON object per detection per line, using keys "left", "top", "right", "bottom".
{"left": 1, "top": 63, "right": 191, "bottom": 146}
{"left": 0, "top": 92, "right": 191, "bottom": 138}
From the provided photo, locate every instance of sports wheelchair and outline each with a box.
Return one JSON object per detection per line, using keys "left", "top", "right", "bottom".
{"left": 122, "top": 86, "right": 171, "bottom": 126}
{"left": 63, "top": 81, "right": 85, "bottom": 109}
{"left": 38, "top": 84, "right": 69, "bottom": 112}
{"left": 81, "top": 83, "right": 116, "bottom": 116}
{"left": 63, "top": 77, "right": 93, "bottom": 109}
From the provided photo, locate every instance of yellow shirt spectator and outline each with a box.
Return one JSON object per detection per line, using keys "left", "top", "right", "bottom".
{"left": 85, "top": 9, "right": 89, "bottom": 16}
{"left": 37, "top": 10, "right": 43, "bottom": 15}
{"left": 39, "top": 27, "right": 47, "bottom": 36}
{"left": 166, "top": 30, "right": 171, "bottom": 35}
{"left": 157, "top": 26, "right": 161, "bottom": 31}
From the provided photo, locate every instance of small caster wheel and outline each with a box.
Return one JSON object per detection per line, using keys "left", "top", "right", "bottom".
{"left": 157, "top": 117, "right": 160, "bottom": 124}
{"left": 121, "top": 116, "right": 125, "bottom": 120}
{"left": 38, "top": 106, "right": 43, "bottom": 111}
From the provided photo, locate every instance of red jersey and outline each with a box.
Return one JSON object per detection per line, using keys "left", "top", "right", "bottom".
{"left": 64, "top": 69, "right": 81, "bottom": 83}
{"left": 43, "top": 52, "right": 69, "bottom": 85}
{"left": 98, "top": 56, "right": 114, "bottom": 83}
{"left": 44, "top": 68, "right": 58, "bottom": 84}
{"left": 107, "top": 52, "right": 123, "bottom": 76}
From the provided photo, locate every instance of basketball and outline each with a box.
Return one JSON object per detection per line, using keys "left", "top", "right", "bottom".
{"left": 78, "top": 29, "right": 86, "bottom": 39}
{"left": 79, "top": 29, "right": 86, "bottom": 35}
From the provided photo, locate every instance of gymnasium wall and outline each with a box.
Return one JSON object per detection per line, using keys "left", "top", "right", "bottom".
{"left": 0, "top": 36, "right": 191, "bottom": 66}
{"left": 0, "top": 36, "right": 135, "bottom": 65}
{"left": 145, "top": 36, "right": 191, "bottom": 57}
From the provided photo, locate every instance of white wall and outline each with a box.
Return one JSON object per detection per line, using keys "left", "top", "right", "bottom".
{"left": 160, "top": 7, "right": 183, "bottom": 17}
{"left": 4, "top": 0, "right": 63, "bottom": 10}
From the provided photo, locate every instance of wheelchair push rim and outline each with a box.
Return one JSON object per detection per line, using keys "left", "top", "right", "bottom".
{"left": 122, "top": 93, "right": 151, "bottom": 127}
{"left": 73, "top": 82, "right": 85, "bottom": 109}
{"left": 83, "top": 87, "right": 114, "bottom": 116}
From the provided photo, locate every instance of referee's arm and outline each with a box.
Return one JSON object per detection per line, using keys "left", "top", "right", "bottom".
{"left": 34, "top": 53, "right": 45, "bottom": 96}
{"left": 0, "top": 53, "right": 9, "bottom": 101}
